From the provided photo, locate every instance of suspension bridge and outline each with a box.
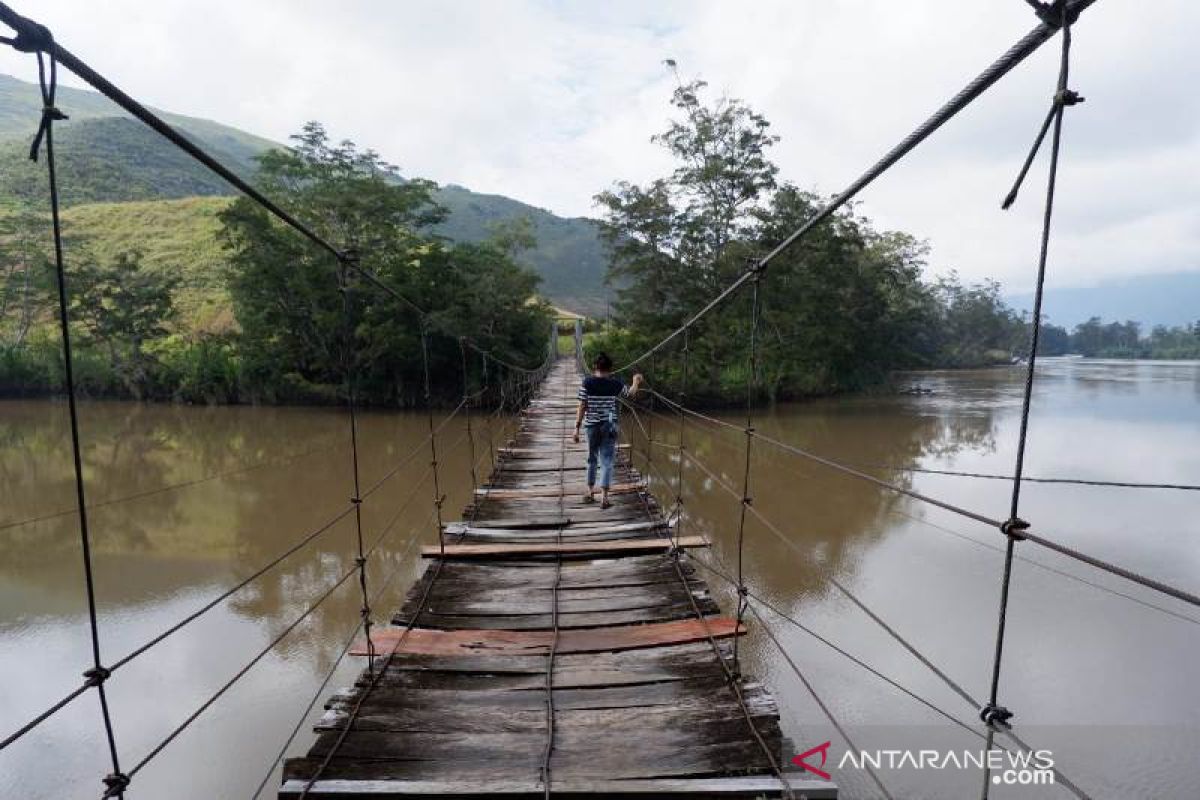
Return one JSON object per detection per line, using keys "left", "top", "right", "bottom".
{"left": 3, "top": 0, "right": 1199, "bottom": 798}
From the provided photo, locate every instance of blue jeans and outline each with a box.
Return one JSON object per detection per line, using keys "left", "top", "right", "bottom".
{"left": 585, "top": 423, "right": 617, "bottom": 489}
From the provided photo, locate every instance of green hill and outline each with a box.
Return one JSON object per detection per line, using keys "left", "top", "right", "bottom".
{"left": 0, "top": 73, "right": 609, "bottom": 315}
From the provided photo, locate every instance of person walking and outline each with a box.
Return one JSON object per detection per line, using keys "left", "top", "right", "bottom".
{"left": 572, "top": 352, "right": 644, "bottom": 508}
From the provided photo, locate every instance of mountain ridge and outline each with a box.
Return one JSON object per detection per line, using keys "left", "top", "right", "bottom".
{"left": 0, "top": 73, "right": 609, "bottom": 315}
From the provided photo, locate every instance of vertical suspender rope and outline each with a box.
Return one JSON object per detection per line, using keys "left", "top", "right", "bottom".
{"left": 27, "top": 38, "right": 129, "bottom": 800}
{"left": 670, "top": 331, "right": 691, "bottom": 552}
{"left": 338, "top": 252, "right": 375, "bottom": 677}
{"left": 732, "top": 270, "right": 762, "bottom": 670}
{"left": 981, "top": 3, "right": 1079, "bottom": 796}
{"left": 420, "top": 326, "right": 446, "bottom": 554}
{"left": 480, "top": 352, "right": 495, "bottom": 470}
{"left": 458, "top": 338, "right": 478, "bottom": 495}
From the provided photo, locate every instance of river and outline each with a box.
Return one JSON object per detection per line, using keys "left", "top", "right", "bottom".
{"left": 1, "top": 358, "right": 1197, "bottom": 799}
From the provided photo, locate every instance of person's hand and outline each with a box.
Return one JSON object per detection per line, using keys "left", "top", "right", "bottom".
{"left": 632, "top": 373, "right": 645, "bottom": 387}
{"left": 572, "top": 428, "right": 580, "bottom": 444}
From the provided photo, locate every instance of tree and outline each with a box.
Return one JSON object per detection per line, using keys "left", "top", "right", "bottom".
{"left": 221, "top": 122, "right": 551, "bottom": 404}
{"left": 69, "top": 250, "right": 178, "bottom": 398}
{"left": 0, "top": 208, "right": 53, "bottom": 352}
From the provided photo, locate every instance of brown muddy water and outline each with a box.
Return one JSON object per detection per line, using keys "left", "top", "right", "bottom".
{"left": 1, "top": 358, "right": 1198, "bottom": 799}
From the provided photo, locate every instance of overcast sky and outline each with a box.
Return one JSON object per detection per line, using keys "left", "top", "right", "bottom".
{"left": 2, "top": 0, "right": 1197, "bottom": 292}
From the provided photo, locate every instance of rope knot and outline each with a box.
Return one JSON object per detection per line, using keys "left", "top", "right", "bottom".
{"left": 354, "top": 556, "right": 367, "bottom": 568}
{"left": 1000, "top": 517, "right": 1029, "bottom": 541}
{"left": 1024, "top": 0, "right": 1080, "bottom": 27}
{"left": 83, "top": 665, "right": 111, "bottom": 687}
{"left": 101, "top": 772, "right": 130, "bottom": 797}
{"left": 736, "top": 585, "right": 750, "bottom": 597}
{"left": 42, "top": 105, "right": 67, "bottom": 122}
{"left": 349, "top": 495, "right": 362, "bottom": 505}
{"left": 980, "top": 702, "right": 1014, "bottom": 729}
{"left": 8, "top": 15, "right": 55, "bottom": 53}
{"left": 1055, "top": 88, "right": 1085, "bottom": 106}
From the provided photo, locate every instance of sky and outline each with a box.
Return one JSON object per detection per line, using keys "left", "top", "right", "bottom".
{"left": 1, "top": 0, "right": 1197, "bottom": 293}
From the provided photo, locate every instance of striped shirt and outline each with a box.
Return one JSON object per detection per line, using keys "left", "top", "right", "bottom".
{"left": 577, "top": 376, "right": 630, "bottom": 426}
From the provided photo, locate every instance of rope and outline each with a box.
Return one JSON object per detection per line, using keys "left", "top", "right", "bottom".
{"left": 249, "top": 467, "right": 445, "bottom": 799}
{"left": 641, "top": 444, "right": 1091, "bottom": 798}
{"left": 420, "top": 326, "right": 447, "bottom": 557}
{"left": 539, "top": 364, "right": 568, "bottom": 798}
{"left": 648, "top": 388, "right": 1200, "bottom": 608}
{"left": 732, "top": 273, "right": 763, "bottom": 670}
{"left": 621, "top": 412, "right": 794, "bottom": 798}
{"left": 338, "top": 254, "right": 376, "bottom": 677}
{"left": 23, "top": 37, "right": 128, "bottom": 799}
{"left": 982, "top": 9, "right": 1077, "bottom": 792}
{"left": 848, "top": 463, "right": 1200, "bottom": 493}
{"left": 459, "top": 339, "right": 479, "bottom": 495}
{"left": 297, "top": 362, "right": 546, "bottom": 798}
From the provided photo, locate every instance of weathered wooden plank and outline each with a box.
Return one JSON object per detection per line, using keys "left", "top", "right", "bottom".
{"left": 420, "top": 536, "right": 706, "bottom": 559}
{"left": 474, "top": 481, "right": 645, "bottom": 499}
{"left": 352, "top": 617, "right": 743, "bottom": 656}
{"left": 279, "top": 774, "right": 835, "bottom": 799}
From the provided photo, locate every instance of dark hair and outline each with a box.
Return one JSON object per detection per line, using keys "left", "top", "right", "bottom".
{"left": 592, "top": 352, "right": 614, "bottom": 372}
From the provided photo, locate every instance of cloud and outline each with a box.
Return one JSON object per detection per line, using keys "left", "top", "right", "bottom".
{"left": 2, "top": 0, "right": 1196, "bottom": 290}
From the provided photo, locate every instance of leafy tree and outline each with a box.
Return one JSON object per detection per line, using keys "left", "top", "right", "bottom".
{"left": 0, "top": 208, "right": 53, "bottom": 351}
{"left": 221, "top": 122, "right": 550, "bottom": 404}
{"left": 69, "top": 250, "right": 178, "bottom": 398}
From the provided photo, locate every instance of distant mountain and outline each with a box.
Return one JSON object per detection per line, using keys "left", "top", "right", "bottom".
{"left": 0, "top": 73, "right": 609, "bottom": 315}
{"left": 1007, "top": 272, "right": 1200, "bottom": 329}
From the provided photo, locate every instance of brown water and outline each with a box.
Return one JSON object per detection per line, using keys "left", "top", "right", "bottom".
{"left": 2, "top": 358, "right": 1198, "bottom": 799}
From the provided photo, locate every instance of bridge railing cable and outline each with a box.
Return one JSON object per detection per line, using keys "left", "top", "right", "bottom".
{"left": 645, "top": 387, "right": 1200, "bottom": 609}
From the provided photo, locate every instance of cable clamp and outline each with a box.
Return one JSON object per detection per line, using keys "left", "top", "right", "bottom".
{"left": 435, "top": 494, "right": 446, "bottom": 509}
{"left": 736, "top": 585, "right": 750, "bottom": 598}
{"left": 354, "top": 556, "right": 367, "bottom": 569}
{"left": 1000, "top": 517, "right": 1029, "bottom": 541}
{"left": 83, "top": 665, "right": 111, "bottom": 687}
{"left": 1055, "top": 88, "right": 1084, "bottom": 107}
{"left": 350, "top": 495, "right": 362, "bottom": 505}
{"left": 101, "top": 772, "right": 131, "bottom": 797}
{"left": 980, "top": 702, "right": 1014, "bottom": 729}
{"left": 360, "top": 607, "right": 372, "bottom": 620}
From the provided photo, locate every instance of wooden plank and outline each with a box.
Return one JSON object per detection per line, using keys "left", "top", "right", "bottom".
{"left": 279, "top": 775, "right": 835, "bottom": 798}
{"left": 474, "top": 481, "right": 645, "bottom": 499}
{"left": 351, "top": 617, "right": 744, "bottom": 656}
{"left": 420, "top": 536, "right": 706, "bottom": 559}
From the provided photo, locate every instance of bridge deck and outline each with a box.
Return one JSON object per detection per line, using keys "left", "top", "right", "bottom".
{"left": 279, "top": 359, "right": 834, "bottom": 798}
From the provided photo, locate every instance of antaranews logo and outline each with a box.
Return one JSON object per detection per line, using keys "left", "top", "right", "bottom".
{"left": 793, "top": 743, "right": 1056, "bottom": 787}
